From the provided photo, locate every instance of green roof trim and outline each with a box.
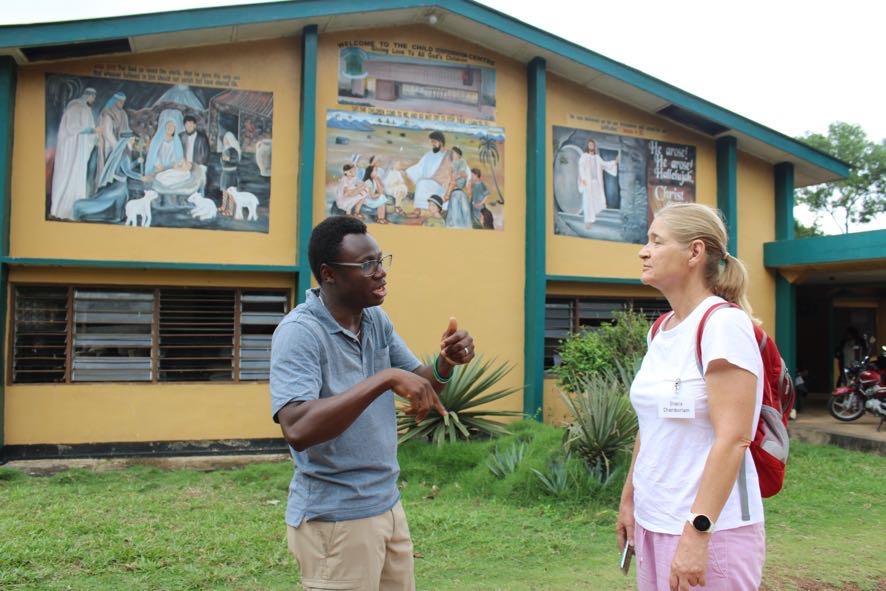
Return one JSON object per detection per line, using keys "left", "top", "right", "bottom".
{"left": 2, "top": 257, "right": 300, "bottom": 273}
{"left": 546, "top": 274, "right": 644, "bottom": 285}
{"left": 0, "top": 0, "right": 847, "bottom": 178}
{"left": 763, "top": 230, "right": 886, "bottom": 267}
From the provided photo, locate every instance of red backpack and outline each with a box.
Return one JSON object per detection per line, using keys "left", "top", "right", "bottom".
{"left": 651, "top": 302, "right": 795, "bottom": 512}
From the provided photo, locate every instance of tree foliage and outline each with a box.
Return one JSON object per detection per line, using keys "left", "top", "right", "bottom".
{"left": 795, "top": 122, "right": 885, "bottom": 233}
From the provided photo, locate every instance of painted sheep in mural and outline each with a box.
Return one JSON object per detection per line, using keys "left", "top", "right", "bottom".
{"left": 224, "top": 187, "right": 259, "bottom": 221}
{"left": 187, "top": 192, "right": 218, "bottom": 221}
{"left": 124, "top": 190, "right": 159, "bottom": 227}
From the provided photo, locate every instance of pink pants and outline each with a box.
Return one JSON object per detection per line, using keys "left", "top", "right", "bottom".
{"left": 634, "top": 522, "right": 765, "bottom": 590}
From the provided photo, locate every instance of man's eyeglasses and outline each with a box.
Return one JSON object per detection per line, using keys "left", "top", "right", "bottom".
{"left": 328, "top": 254, "right": 393, "bottom": 276}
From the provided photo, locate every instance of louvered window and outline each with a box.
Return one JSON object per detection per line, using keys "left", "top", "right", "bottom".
{"left": 544, "top": 296, "right": 671, "bottom": 370}
{"left": 159, "top": 288, "right": 235, "bottom": 382}
{"left": 239, "top": 292, "right": 288, "bottom": 380}
{"left": 12, "top": 286, "right": 68, "bottom": 383}
{"left": 10, "top": 285, "right": 290, "bottom": 384}
{"left": 73, "top": 289, "right": 154, "bottom": 382}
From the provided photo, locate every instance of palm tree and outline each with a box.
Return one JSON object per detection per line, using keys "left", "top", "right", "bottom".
{"left": 477, "top": 136, "right": 504, "bottom": 204}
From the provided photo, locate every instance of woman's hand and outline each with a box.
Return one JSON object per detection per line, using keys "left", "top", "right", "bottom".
{"left": 616, "top": 495, "right": 635, "bottom": 552}
{"left": 669, "top": 525, "right": 710, "bottom": 590}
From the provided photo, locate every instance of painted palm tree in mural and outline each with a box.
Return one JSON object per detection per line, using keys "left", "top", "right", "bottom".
{"left": 477, "top": 135, "right": 504, "bottom": 204}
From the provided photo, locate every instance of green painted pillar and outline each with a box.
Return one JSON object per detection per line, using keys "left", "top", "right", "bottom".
{"left": 524, "top": 57, "right": 546, "bottom": 420}
{"left": 0, "top": 57, "right": 17, "bottom": 451}
{"left": 296, "top": 25, "right": 318, "bottom": 303}
{"left": 774, "top": 162, "right": 796, "bottom": 374}
{"left": 716, "top": 136, "right": 737, "bottom": 255}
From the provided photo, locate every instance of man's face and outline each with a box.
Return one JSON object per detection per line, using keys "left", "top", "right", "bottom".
{"left": 431, "top": 139, "right": 442, "bottom": 153}
{"left": 185, "top": 121, "right": 196, "bottom": 133}
{"left": 116, "top": 99, "right": 125, "bottom": 108}
{"left": 327, "top": 233, "right": 388, "bottom": 308}
{"left": 86, "top": 94, "right": 95, "bottom": 105}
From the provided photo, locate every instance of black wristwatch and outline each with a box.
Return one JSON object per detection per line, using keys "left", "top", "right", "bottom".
{"left": 688, "top": 513, "right": 715, "bottom": 533}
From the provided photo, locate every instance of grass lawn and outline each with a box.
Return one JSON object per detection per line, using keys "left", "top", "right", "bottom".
{"left": 1, "top": 421, "right": 883, "bottom": 590}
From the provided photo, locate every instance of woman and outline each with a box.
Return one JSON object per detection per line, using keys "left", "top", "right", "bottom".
{"left": 617, "top": 203, "right": 765, "bottom": 590}
{"left": 443, "top": 146, "right": 472, "bottom": 229}
{"left": 144, "top": 109, "right": 185, "bottom": 177}
{"left": 333, "top": 163, "right": 367, "bottom": 217}
{"left": 577, "top": 138, "right": 618, "bottom": 230}
{"left": 362, "top": 164, "right": 389, "bottom": 224}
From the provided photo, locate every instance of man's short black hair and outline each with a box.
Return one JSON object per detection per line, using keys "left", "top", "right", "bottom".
{"left": 183, "top": 115, "right": 197, "bottom": 124}
{"left": 428, "top": 130, "right": 445, "bottom": 145}
{"left": 308, "top": 216, "right": 368, "bottom": 282}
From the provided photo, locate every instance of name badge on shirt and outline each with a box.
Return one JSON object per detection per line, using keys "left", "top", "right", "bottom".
{"left": 658, "top": 378, "right": 695, "bottom": 419}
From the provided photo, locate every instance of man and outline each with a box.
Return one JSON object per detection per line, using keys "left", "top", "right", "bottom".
{"left": 270, "top": 216, "right": 475, "bottom": 591}
{"left": 98, "top": 92, "right": 131, "bottom": 161}
{"left": 179, "top": 115, "right": 210, "bottom": 166}
{"left": 50, "top": 88, "right": 98, "bottom": 220}
{"left": 405, "top": 130, "right": 452, "bottom": 218}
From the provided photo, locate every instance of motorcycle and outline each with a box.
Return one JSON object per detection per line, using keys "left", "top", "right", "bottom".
{"left": 828, "top": 336, "right": 886, "bottom": 426}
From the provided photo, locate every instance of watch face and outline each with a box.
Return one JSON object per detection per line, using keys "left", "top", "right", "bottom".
{"left": 692, "top": 515, "right": 712, "bottom": 532}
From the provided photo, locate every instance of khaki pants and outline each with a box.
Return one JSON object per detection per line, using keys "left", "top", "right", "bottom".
{"left": 287, "top": 501, "right": 415, "bottom": 591}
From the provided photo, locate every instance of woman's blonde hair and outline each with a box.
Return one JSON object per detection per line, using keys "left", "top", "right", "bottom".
{"left": 655, "top": 203, "right": 757, "bottom": 322}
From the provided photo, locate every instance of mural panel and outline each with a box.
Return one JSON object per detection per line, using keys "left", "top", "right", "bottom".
{"left": 338, "top": 46, "right": 496, "bottom": 121}
{"left": 44, "top": 73, "right": 273, "bottom": 232}
{"left": 325, "top": 109, "right": 505, "bottom": 230}
{"left": 552, "top": 126, "right": 696, "bottom": 244}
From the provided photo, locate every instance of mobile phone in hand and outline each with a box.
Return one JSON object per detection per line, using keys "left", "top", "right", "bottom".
{"left": 620, "top": 542, "right": 634, "bottom": 575}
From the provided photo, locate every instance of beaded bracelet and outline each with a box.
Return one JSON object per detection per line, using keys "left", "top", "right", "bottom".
{"left": 432, "top": 353, "right": 453, "bottom": 384}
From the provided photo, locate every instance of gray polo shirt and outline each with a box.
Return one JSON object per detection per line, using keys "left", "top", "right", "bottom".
{"left": 270, "top": 288, "right": 421, "bottom": 526}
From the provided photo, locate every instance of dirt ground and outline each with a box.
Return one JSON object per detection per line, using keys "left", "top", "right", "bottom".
{"left": 1, "top": 453, "right": 290, "bottom": 476}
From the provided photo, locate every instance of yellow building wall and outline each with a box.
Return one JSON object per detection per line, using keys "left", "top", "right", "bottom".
{"left": 313, "top": 27, "right": 527, "bottom": 415}
{"left": 545, "top": 74, "right": 718, "bottom": 279}
{"left": 4, "top": 267, "right": 293, "bottom": 444}
{"left": 9, "top": 38, "right": 301, "bottom": 266}
{"left": 737, "top": 153, "right": 776, "bottom": 330}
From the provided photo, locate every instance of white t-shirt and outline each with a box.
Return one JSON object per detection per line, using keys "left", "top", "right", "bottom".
{"left": 630, "top": 296, "right": 765, "bottom": 534}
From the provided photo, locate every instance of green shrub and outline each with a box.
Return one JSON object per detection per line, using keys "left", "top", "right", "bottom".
{"left": 551, "top": 309, "right": 649, "bottom": 393}
{"left": 397, "top": 355, "right": 524, "bottom": 446}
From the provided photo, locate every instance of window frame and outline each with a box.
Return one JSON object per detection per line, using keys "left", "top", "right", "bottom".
{"left": 9, "top": 283, "right": 291, "bottom": 385}
{"left": 544, "top": 295, "right": 670, "bottom": 371}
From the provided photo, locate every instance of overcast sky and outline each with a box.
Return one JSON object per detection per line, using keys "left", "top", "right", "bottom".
{"left": 3, "top": 0, "right": 883, "bottom": 231}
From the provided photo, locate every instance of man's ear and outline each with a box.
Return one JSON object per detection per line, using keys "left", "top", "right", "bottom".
{"left": 319, "top": 263, "right": 335, "bottom": 284}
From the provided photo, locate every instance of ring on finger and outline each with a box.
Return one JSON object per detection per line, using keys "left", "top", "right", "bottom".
{"left": 464, "top": 347, "right": 470, "bottom": 355}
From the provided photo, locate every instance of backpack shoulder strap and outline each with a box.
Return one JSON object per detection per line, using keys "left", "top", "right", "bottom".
{"left": 694, "top": 302, "right": 740, "bottom": 376}
{"left": 650, "top": 311, "right": 673, "bottom": 341}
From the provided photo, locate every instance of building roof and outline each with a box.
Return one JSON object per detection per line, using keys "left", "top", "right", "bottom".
{"left": 0, "top": 0, "right": 849, "bottom": 187}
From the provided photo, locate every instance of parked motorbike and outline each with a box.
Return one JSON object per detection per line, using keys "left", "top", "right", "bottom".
{"left": 828, "top": 336, "right": 886, "bottom": 425}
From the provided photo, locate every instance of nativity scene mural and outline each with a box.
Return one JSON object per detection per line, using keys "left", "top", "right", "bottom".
{"left": 44, "top": 73, "right": 273, "bottom": 232}
{"left": 552, "top": 126, "right": 696, "bottom": 244}
{"left": 325, "top": 109, "right": 505, "bottom": 230}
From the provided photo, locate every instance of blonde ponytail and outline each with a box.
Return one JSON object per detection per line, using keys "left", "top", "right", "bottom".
{"left": 655, "top": 203, "right": 759, "bottom": 324}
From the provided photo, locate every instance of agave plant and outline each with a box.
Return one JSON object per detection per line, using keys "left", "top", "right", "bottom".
{"left": 396, "top": 354, "right": 524, "bottom": 446}
{"left": 561, "top": 364, "right": 638, "bottom": 480}
{"left": 487, "top": 440, "right": 528, "bottom": 479}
